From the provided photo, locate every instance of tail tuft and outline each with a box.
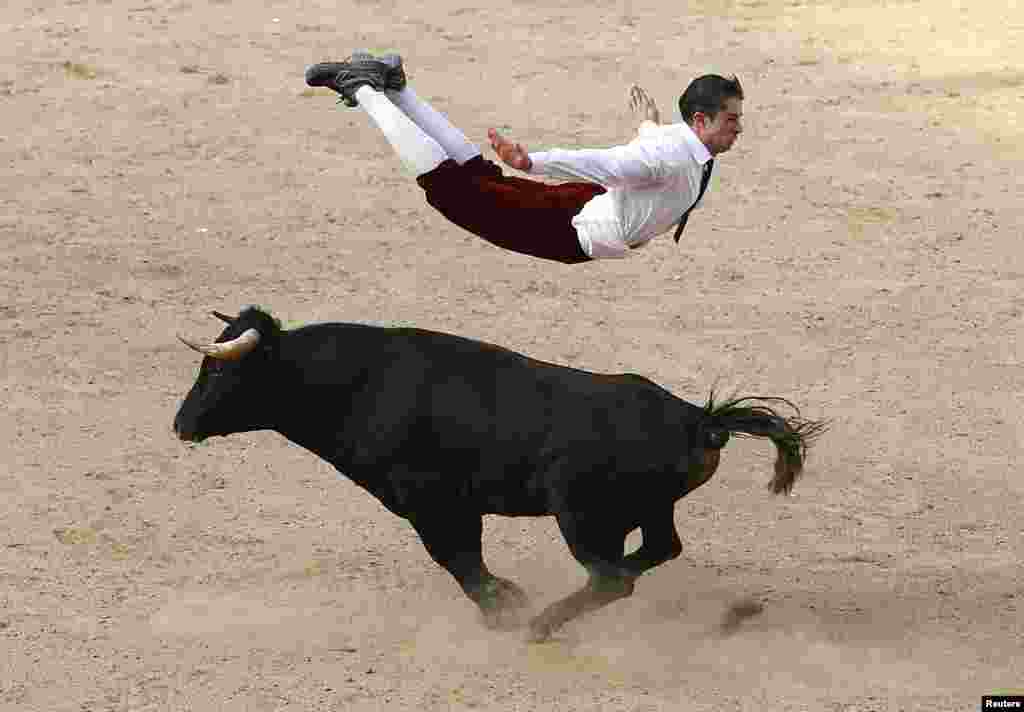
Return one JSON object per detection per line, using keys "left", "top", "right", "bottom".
{"left": 704, "top": 390, "right": 828, "bottom": 495}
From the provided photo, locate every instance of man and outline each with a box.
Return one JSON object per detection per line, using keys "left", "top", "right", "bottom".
{"left": 305, "top": 52, "right": 744, "bottom": 263}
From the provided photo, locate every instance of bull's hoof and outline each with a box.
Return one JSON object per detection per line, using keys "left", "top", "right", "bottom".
{"left": 482, "top": 605, "right": 530, "bottom": 631}
{"left": 525, "top": 620, "right": 553, "bottom": 643}
{"left": 477, "top": 577, "right": 531, "bottom": 631}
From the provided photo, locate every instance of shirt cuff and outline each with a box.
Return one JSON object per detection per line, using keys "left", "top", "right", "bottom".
{"left": 525, "top": 152, "right": 546, "bottom": 174}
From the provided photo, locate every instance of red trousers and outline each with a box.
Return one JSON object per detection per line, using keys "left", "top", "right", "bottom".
{"left": 416, "top": 156, "right": 605, "bottom": 264}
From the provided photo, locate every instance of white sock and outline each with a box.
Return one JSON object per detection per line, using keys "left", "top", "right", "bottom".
{"left": 355, "top": 85, "right": 448, "bottom": 176}
{"left": 385, "top": 86, "right": 481, "bottom": 165}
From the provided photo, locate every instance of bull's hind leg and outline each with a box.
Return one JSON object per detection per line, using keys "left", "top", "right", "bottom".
{"left": 620, "top": 501, "right": 683, "bottom": 575}
{"left": 528, "top": 503, "right": 682, "bottom": 642}
{"left": 527, "top": 514, "right": 635, "bottom": 643}
{"left": 409, "top": 513, "right": 530, "bottom": 630}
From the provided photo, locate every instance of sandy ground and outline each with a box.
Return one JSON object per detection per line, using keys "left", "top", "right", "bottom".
{"left": 2, "top": 0, "right": 1023, "bottom": 709}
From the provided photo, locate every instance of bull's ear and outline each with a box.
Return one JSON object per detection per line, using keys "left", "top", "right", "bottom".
{"left": 211, "top": 310, "right": 235, "bottom": 325}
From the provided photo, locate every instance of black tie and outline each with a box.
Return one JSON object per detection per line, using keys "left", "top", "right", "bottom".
{"left": 673, "top": 159, "right": 714, "bottom": 243}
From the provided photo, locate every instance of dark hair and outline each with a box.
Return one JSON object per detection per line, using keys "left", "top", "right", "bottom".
{"left": 678, "top": 74, "right": 744, "bottom": 124}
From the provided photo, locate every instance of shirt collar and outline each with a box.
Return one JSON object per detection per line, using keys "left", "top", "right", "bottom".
{"left": 678, "top": 122, "right": 713, "bottom": 166}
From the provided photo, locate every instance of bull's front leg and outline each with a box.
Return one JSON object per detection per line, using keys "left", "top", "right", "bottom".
{"left": 471, "top": 576, "right": 532, "bottom": 630}
{"left": 408, "top": 513, "right": 531, "bottom": 630}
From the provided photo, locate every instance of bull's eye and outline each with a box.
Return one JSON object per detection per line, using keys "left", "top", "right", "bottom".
{"left": 704, "top": 428, "right": 730, "bottom": 449}
{"left": 201, "top": 361, "right": 224, "bottom": 385}
{"left": 199, "top": 361, "right": 224, "bottom": 393}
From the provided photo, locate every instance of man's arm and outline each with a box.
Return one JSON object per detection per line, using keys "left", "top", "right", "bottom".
{"left": 488, "top": 85, "right": 670, "bottom": 187}
{"left": 488, "top": 128, "right": 668, "bottom": 187}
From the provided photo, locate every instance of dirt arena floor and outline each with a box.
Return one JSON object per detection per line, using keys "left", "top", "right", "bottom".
{"left": 3, "top": 0, "right": 1023, "bottom": 709}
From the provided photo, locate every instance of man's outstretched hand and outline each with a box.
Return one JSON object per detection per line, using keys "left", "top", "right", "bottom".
{"left": 629, "top": 84, "right": 661, "bottom": 125}
{"left": 488, "top": 128, "right": 532, "bottom": 171}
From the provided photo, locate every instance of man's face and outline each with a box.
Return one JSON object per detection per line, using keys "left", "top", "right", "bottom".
{"left": 694, "top": 97, "right": 743, "bottom": 156}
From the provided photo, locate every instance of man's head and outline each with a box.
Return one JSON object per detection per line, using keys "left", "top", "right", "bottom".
{"left": 679, "top": 74, "right": 744, "bottom": 156}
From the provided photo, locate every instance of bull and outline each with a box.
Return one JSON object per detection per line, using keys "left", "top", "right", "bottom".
{"left": 173, "top": 305, "right": 825, "bottom": 641}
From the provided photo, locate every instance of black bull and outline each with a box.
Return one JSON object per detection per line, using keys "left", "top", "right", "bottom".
{"left": 173, "top": 306, "right": 825, "bottom": 641}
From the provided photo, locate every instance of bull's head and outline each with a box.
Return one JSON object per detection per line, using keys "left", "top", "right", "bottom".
{"left": 173, "top": 306, "right": 281, "bottom": 442}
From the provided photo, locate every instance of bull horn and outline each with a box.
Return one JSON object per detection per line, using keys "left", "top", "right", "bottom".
{"left": 211, "top": 310, "right": 235, "bottom": 325}
{"left": 177, "top": 328, "right": 261, "bottom": 360}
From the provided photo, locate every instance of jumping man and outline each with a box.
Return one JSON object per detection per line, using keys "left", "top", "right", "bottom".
{"left": 305, "top": 52, "right": 744, "bottom": 263}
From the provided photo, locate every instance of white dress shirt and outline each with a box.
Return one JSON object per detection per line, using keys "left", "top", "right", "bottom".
{"left": 527, "top": 121, "right": 712, "bottom": 259}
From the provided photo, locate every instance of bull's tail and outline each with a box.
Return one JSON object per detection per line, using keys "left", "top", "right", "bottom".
{"left": 704, "top": 391, "right": 828, "bottom": 495}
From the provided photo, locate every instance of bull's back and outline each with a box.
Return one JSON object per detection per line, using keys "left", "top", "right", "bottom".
{"left": 383, "top": 329, "right": 697, "bottom": 463}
